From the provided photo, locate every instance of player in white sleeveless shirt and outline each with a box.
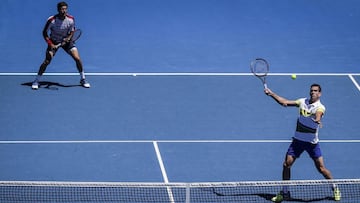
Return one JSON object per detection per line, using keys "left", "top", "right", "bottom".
{"left": 32, "top": 2, "right": 90, "bottom": 90}
{"left": 264, "top": 84, "right": 340, "bottom": 202}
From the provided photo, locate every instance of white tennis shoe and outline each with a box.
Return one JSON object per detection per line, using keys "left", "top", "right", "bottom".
{"left": 31, "top": 81, "right": 39, "bottom": 90}
{"left": 80, "top": 79, "right": 91, "bottom": 88}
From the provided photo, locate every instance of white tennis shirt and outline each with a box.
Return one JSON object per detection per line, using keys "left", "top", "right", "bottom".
{"left": 294, "top": 98, "right": 326, "bottom": 144}
{"left": 45, "top": 14, "right": 75, "bottom": 44}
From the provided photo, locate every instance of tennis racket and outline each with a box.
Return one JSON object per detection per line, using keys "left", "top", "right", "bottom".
{"left": 250, "top": 58, "right": 269, "bottom": 89}
{"left": 54, "top": 29, "right": 82, "bottom": 49}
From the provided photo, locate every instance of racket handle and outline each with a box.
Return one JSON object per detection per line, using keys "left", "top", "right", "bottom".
{"left": 263, "top": 83, "right": 268, "bottom": 89}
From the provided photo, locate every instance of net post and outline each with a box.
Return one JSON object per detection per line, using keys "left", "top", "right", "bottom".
{"left": 185, "top": 183, "right": 191, "bottom": 203}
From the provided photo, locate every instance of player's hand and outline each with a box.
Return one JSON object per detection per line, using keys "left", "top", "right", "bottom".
{"left": 312, "top": 118, "right": 323, "bottom": 128}
{"left": 264, "top": 88, "right": 273, "bottom": 96}
{"left": 64, "top": 37, "right": 71, "bottom": 43}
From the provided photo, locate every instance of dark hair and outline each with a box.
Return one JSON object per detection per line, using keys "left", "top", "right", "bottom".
{"left": 311, "top": 83, "right": 322, "bottom": 92}
{"left": 57, "top": 2, "right": 68, "bottom": 11}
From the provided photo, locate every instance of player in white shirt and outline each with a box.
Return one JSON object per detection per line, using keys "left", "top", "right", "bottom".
{"left": 264, "top": 84, "right": 340, "bottom": 202}
{"left": 32, "top": 2, "right": 90, "bottom": 90}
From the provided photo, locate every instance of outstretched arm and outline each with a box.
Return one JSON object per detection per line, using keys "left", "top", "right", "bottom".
{"left": 264, "top": 88, "right": 298, "bottom": 107}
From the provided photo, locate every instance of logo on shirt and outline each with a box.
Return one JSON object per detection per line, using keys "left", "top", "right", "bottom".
{"left": 300, "top": 108, "right": 312, "bottom": 117}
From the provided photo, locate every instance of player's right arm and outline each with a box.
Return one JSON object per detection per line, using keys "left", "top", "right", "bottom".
{"left": 42, "top": 17, "right": 56, "bottom": 49}
{"left": 264, "top": 88, "right": 298, "bottom": 107}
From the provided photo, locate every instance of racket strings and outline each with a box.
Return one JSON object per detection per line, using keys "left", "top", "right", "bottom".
{"left": 71, "top": 30, "right": 81, "bottom": 41}
{"left": 251, "top": 61, "right": 268, "bottom": 77}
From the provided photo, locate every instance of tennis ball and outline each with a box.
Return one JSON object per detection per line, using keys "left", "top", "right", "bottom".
{"left": 291, "top": 74, "right": 297, "bottom": 80}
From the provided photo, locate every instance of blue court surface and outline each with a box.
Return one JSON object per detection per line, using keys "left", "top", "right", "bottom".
{"left": 0, "top": 0, "right": 360, "bottom": 202}
{"left": 0, "top": 74, "right": 359, "bottom": 183}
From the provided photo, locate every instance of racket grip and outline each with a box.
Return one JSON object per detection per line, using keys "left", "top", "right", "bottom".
{"left": 263, "top": 83, "right": 268, "bottom": 89}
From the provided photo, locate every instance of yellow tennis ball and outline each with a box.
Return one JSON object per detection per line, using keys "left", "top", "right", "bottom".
{"left": 291, "top": 74, "right": 297, "bottom": 80}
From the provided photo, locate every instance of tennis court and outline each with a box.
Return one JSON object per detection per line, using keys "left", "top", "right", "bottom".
{"left": 1, "top": 0, "right": 360, "bottom": 202}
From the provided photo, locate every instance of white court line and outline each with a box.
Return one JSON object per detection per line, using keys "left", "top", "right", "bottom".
{"left": 0, "top": 72, "right": 360, "bottom": 76}
{"left": 1, "top": 140, "right": 360, "bottom": 144}
{"left": 153, "top": 141, "right": 175, "bottom": 203}
{"left": 153, "top": 141, "right": 170, "bottom": 183}
{"left": 348, "top": 74, "right": 360, "bottom": 92}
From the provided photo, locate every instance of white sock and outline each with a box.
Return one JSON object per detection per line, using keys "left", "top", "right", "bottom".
{"left": 80, "top": 72, "right": 85, "bottom": 80}
{"left": 34, "top": 75, "right": 41, "bottom": 82}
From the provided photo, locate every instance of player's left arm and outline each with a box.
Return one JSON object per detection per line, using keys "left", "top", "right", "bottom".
{"left": 313, "top": 109, "right": 324, "bottom": 127}
{"left": 313, "top": 111, "right": 323, "bottom": 123}
{"left": 64, "top": 17, "right": 75, "bottom": 43}
{"left": 64, "top": 30, "right": 74, "bottom": 43}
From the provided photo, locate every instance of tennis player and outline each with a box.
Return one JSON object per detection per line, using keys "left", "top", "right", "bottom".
{"left": 32, "top": 1, "right": 90, "bottom": 90}
{"left": 264, "top": 84, "right": 340, "bottom": 202}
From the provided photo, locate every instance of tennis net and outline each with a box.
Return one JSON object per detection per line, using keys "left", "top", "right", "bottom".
{"left": 1, "top": 179, "right": 359, "bottom": 202}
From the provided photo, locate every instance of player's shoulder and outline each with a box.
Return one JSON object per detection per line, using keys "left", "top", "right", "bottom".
{"left": 315, "top": 100, "right": 326, "bottom": 110}
{"left": 299, "top": 97, "right": 307, "bottom": 101}
{"left": 46, "top": 15, "right": 56, "bottom": 21}
{"left": 296, "top": 97, "right": 307, "bottom": 104}
{"left": 66, "top": 14, "right": 75, "bottom": 20}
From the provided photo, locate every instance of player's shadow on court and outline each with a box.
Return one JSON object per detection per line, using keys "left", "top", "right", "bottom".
{"left": 21, "top": 81, "right": 81, "bottom": 90}
{"left": 230, "top": 193, "right": 333, "bottom": 202}
{"left": 222, "top": 193, "right": 334, "bottom": 202}
{"left": 207, "top": 189, "right": 335, "bottom": 202}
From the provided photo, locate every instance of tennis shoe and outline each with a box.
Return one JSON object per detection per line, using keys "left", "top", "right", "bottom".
{"left": 31, "top": 81, "right": 39, "bottom": 90}
{"left": 333, "top": 187, "right": 341, "bottom": 201}
{"left": 271, "top": 191, "right": 290, "bottom": 202}
{"left": 80, "top": 79, "right": 90, "bottom": 88}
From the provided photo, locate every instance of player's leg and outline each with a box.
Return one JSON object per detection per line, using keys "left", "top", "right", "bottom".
{"left": 309, "top": 144, "right": 341, "bottom": 201}
{"left": 313, "top": 157, "right": 341, "bottom": 200}
{"left": 305, "top": 142, "right": 332, "bottom": 179}
{"left": 271, "top": 154, "right": 296, "bottom": 202}
{"left": 313, "top": 156, "right": 333, "bottom": 179}
{"left": 283, "top": 139, "right": 304, "bottom": 181}
{"left": 281, "top": 155, "right": 296, "bottom": 196}
{"left": 272, "top": 139, "right": 303, "bottom": 202}
{"left": 283, "top": 154, "right": 295, "bottom": 180}
{"left": 67, "top": 46, "right": 90, "bottom": 88}
{"left": 32, "top": 48, "right": 55, "bottom": 90}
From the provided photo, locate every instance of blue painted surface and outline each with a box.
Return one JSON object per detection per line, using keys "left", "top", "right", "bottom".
{"left": 0, "top": 0, "right": 359, "bottom": 197}
{"left": 0, "top": 74, "right": 359, "bottom": 182}
{"left": 1, "top": 0, "right": 359, "bottom": 73}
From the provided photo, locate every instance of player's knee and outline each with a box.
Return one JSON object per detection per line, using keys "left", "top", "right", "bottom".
{"left": 283, "top": 162, "right": 292, "bottom": 169}
{"left": 70, "top": 54, "right": 81, "bottom": 61}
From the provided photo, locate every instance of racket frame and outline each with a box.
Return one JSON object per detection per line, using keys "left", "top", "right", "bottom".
{"left": 250, "top": 58, "right": 269, "bottom": 89}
